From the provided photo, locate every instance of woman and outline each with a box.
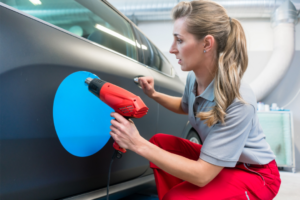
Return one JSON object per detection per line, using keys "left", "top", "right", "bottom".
{"left": 109, "top": 1, "right": 281, "bottom": 199}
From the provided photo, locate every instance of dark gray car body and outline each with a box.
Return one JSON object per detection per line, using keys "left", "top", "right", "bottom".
{"left": 0, "top": 1, "right": 194, "bottom": 199}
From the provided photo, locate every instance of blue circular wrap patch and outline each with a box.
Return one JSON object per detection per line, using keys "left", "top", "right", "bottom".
{"left": 53, "top": 71, "right": 113, "bottom": 157}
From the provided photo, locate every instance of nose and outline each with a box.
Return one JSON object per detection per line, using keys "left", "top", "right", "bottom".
{"left": 169, "top": 41, "right": 178, "bottom": 54}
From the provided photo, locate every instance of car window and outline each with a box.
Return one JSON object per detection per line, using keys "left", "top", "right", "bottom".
{"left": 135, "top": 28, "right": 172, "bottom": 76}
{"left": 1, "top": 0, "right": 137, "bottom": 60}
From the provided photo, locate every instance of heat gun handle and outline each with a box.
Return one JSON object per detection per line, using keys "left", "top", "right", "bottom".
{"left": 112, "top": 116, "right": 130, "bottom": 153}
{"left": 113, "top": 142, "right": 127, "bottom": 153}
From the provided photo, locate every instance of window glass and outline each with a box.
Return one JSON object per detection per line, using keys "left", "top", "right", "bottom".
{"left": 1, "top": 0, "right": 137, "bottom": 60}
{"left": 136, "top": 29, "right": 172, "bottom": 76}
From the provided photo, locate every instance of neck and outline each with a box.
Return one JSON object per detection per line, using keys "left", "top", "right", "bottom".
{"left": 193, "top": 62, "right": 217, "bottom": 91}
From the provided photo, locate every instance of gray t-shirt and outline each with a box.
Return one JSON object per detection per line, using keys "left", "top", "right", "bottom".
{"left": 181, "top": 71, "right": 276, "bottom": 167}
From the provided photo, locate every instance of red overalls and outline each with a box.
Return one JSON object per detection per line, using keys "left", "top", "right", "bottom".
{"left": 149, "top": 133, "right": 281, "bottom": 200}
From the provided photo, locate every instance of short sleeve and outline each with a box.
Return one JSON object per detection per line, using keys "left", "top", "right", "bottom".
{"left": 180, "top": 72, "right": 192, "bottom": 114}
{"left": 200, "top": 102, "right": 255, "bottom": 167}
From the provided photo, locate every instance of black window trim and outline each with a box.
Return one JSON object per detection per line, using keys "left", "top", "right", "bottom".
{"left": 102, "top": 0, "right": 176, "bottom": 78}
{"left": 131, "top": 24, "right": 175, "bottom": 78}
{"left": 101, "top": 0, "right": 133, "bottom": 24}
{"left": 130, "top": 23, "right": 143, "bottom": 64}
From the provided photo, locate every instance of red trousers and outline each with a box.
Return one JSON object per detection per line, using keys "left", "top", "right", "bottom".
{"left": 149, "top": 133, "right": 281, "bottom": 200}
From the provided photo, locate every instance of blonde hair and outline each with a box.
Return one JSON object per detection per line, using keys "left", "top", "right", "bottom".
{"left": 172, "top": 0, "right": 248, "bottom": 127}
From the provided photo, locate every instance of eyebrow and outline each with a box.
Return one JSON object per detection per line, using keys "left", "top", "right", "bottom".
{"left": 173, "top": 33, "right": 182, "bottom": 37}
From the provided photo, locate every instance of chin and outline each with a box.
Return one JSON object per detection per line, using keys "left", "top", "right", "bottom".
{"left": 180, "top": 64, "right": 185, "bottom": 70}
{"left": 181, "top": 65, "right": 190, "bottom": 72}
{"left": 180, "top": 67, "right": 186, "bottom": 72}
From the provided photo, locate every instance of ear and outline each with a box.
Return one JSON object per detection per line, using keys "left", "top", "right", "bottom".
{"left": 203, "top": 35, "right": 215, "bottom": 53}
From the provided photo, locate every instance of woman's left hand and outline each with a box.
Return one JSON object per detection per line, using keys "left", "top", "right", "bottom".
{"left": 109, "top": 112, "right": 142, "bottom": 152}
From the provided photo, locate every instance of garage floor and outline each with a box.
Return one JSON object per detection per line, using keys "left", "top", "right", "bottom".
{"left": 117, "top": 171, "right": 300, "bottom": 200}
{"left": 274, "top": 172, "right": 300, "bottom": 200}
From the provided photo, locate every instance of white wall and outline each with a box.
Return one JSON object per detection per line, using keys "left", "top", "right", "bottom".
{"left": 137, "top": 20, "right": 300, "bottom": 83}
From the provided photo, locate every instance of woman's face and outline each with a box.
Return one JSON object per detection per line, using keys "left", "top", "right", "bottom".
{"left": 169, "top": 17, "right": 205, "bottom": 71}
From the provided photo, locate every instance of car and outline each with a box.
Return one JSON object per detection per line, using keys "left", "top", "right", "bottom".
{"left": 0, "top": 0, "right": 201, "bottom": 199}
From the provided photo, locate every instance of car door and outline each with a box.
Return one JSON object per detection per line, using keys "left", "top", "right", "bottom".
{"left": 0, "top": 1, "right": 157, "bottom": 199}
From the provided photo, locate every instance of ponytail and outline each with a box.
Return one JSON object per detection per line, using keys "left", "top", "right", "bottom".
{"left": 198, "top": 18, "right": 248, "bottom": 126}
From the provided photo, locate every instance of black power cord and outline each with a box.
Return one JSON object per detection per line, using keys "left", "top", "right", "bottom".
{"left": 107, "top": 117, "right": 130, "bottom": 200}
{"left": 107, "top": 150, "right": 123, "bottom": 200}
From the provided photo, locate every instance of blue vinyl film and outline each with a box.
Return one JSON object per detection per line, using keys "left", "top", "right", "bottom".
{"left": 53, "top": 71, "right": 113, "bottom": 157}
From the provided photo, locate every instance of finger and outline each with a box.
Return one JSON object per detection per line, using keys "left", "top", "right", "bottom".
{"left": 145, "top": 77, "right": 153, "bottom": 84}
{"left": 143, "top": 78, "right": 149, "bottom": 84}
{"left": 139, "top": 77, "right": 146, "bottom": 84}
{"left": 141, "top": 79, "right": 149, "bottom": 89}
{"left": 109, "top": 131, "right": 118, "bottom": 141}
{"left": 138, "top": 77, "right": 144, "bottom": 83}
{"left": 144, "top": 77, "right": 151, "bottom": 83}
{"left": 110, "top": 119, "right": 123, "bottom": 131}
{"left": 139, "top": 78, "right": 145, "bottom": 89}
{"left": 128, "top": 118, "right": 134, "bottom": 124}
{"left": 110, "top": 112, "right": 127, "bottom": 124}
{"left": 139, "top": 80, "right": 144, "bottom": 89}
{"left": 142, "top": 79, "right": 150, "bottom": 90}
{"left": 110, "top": 125, "right": 120, "bottom": 135}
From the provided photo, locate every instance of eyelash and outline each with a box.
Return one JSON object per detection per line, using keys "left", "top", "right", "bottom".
{"left": 177, "top": 39, "right": 182, "bottom": 44}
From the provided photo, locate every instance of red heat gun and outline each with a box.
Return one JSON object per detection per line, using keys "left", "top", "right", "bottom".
{"left": 84, "top": 77, "right": 149, "bottom": 154}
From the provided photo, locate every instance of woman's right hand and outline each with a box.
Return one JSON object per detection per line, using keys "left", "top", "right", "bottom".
{"left": 138, "top": 77, "right": 156, "bottom": 98}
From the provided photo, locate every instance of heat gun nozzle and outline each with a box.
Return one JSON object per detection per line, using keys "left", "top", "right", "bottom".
{"left": 85, "top": 77, "right": 93, "bottom": 85}
{"left": 85, "top": 77, "right": 106, "bottom": 98}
